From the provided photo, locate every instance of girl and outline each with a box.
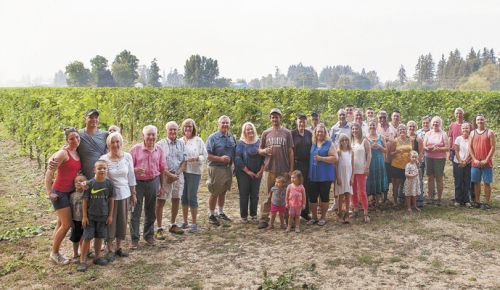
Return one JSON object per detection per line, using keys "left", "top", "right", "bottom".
{"left": 351, "top": 123, "right": 372, "bottom": 223}
{"left": 404, "top": 151, "right": 420, "bottom": 214}
{"left": 267, "top": 176, "right": 287, "bottom": 230}
{"left": 335, "top": 133, "right": 353, "bottom": 224}
{"left": 286, "top": 171, "right": 306, "bottom": 233}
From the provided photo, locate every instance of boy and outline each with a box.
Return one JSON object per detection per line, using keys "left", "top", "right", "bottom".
{"left": 69, "top": 175, "right": 87, "bottom": 263}
{"left": 77, "top": 160, "right": 115, "bottom": 272}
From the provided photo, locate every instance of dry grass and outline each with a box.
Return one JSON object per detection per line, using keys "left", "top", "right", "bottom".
{"left": 0, "top": 127, "right": 499, "bottom": 289}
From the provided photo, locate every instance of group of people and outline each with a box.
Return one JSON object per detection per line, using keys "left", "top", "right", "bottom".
{"left": 44, "top": 105, "right": 496, "bottom": 272}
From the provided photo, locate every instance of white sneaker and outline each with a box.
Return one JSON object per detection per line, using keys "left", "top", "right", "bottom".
{"left": 49, "top": 252, "right": 70, "bottom": 265}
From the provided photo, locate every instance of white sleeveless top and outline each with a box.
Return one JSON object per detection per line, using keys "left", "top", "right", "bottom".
{"left": 352, "top": 141, "right": 366, "bottom": 174}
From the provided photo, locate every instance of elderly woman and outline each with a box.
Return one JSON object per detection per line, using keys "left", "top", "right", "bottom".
{"left": 308, "top": 123, "right": 338, "bottom": 226}
{"left": 235, "top": 122, "right": 264, "bottom": 223}
{"left": 366, "top": 120, "right": 388, "bottom": 207}
{"left": 407, "top": 121, "right": 424, "bottom": 207}
{"left": 181, "top": 119, "right": 208, "bottom": 233}
{"left": 45, "top": 127, "right": 81, "bottom": 265}
{"left": 423, "top": 116, "right": 449, "bottom": 205}
{"left": 100, "top": 132, "right": 136, "bottom": 259}
{"left": 389, "top": 124, "right": 412, "bottom": 205}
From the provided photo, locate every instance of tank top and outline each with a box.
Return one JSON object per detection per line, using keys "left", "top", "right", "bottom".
{"left": 309, "top": 140, "right": 335, "bottom": 182}
{"left": 287, "top": 183, "right": 304, "bottom": 208}
{"left": 411, "top": 136, "right": 419, "bottom": 152}
{"left": 391, "top": 138, "right": 412, "bottom": 169}
{"left": 472, "top": 129, "right": 493, "bottom": 167}
{"left": 424, "top": 131, "right": 447, "bottom": 159}
{"left": 352, "top": 140, "right": 367, "bottom": 174}
{"left": 53, "top": 149, "right": 81, "bottom": 192}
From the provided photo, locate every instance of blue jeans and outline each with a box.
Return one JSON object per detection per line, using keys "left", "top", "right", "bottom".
{"left": 453, "top": 162, "right": 471, "bottom": 204}
{"left": 236, "top": 170, "right": 261, "bottom": 218}
{"left": 182, "top": 173, "right": 201, "bottom": 208}
{"left": 130, "top": 177, "right": 159, "bottom": 241}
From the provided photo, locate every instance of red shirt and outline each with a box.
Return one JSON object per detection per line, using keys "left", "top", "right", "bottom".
{"left": 447, "top": 122, "right": 462, "bottom": 149}
{"left": 53, "top": 149, "right": 81, "bottom": 192}
{"left": 130, "top": 143, "right": 167, "bottom": 181}
{"left": 471, "top": 129, "right": 493, "bottom": 168}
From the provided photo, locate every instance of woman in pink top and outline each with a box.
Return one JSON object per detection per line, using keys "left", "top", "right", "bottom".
{"left": 44, "top": 128, "right": 81, "bottom": 265}
{"left": 423, "top": 116, "right": 449, "bottom": 205}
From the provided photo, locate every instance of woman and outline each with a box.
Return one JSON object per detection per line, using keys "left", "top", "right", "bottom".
{"left": 181, "top": 118, "right": 208, "bottom": 233}
{"left": 45, "top": 127, "right": 81, "bottom": 265}
{"left": 407, "top": 120, "right": 424, "bottom": 207}
{"left": 423, "top": 116, "right": 449, "bottom": 205}
{"left": 389, "top": 124, "right": 412, "bottom": 206}
{"left": 100, "top": 132, "right": 136, "bottom": 259}
{"left": 308, "top": 124, "right": 338, "bottom": 226}
{"left": 366, "top": 120, "right": 388, "bottom": 208}
{"left": 351, "top": 123, "right": 372, "bottom": 222}
{"left": 235, "top": 122, "right": 264, "bottom": 223}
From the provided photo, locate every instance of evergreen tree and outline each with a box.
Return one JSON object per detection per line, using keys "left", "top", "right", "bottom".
{"left": 148, "top": 58, "right": 161, "bottom": 87}
{"left": 465, "top": 48, "right": 481, "bottom": 76}
{"left": 53, "top": 70, "right": 67, "bottom": 87}
{"left": 397, "top": 65, "right": 407, "bottom": 85}
{"left": 90, "top": 55, "right": 114, "bottom": 87}
{"left": 165, "top": 69, "right": 184, "bottom": 87}
{"left": 184, "top": 54, "right": 219, "bottom": 87}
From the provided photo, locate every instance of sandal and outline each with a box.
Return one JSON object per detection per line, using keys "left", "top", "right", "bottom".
{"left": 317, "top": 219, "right": 326, "bottom": 226}
{"left": 307, "top": 219, "right": 318, "bottom": 225}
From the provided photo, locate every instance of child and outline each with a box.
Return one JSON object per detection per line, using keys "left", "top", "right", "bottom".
{"left": 267, "top": 176, "right": 287, "bottom": 230}
{"left": 286, "top": 170, "right": 306, "bottom": 233}
{"left": 404, "top": 151, "right": 420, "bottom": 214}
{"left": 77, "top": 160, "right": 115, "bottom": 272}
{"left": 108, "top": 125, "right": 120, "bottom": 134}
{"left": 69, "top": 175, "right": 87, "bottom": 263}
{"left": 335, "top": 133, "right": 353, "bottom": 224}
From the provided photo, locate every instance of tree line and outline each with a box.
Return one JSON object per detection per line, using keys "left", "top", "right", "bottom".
{"left": 57, "top": 47, "right": 499, "bottom": 90}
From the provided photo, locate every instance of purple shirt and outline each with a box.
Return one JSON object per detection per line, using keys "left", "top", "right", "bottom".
{"left": 130, "top": 143, "right": 167, "bottom": 181}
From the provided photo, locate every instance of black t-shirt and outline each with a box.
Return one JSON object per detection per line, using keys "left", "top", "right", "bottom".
{"left": 291, "top": 129, "right": 312, "bottom": 173}
{"left": 83, "top": 178, "right": 115, "bottom": 222}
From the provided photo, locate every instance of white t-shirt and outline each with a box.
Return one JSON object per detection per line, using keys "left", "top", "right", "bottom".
{"left": 100, "top": 153, "right": 137, "bottom": 200}
{"left": 453, "top": 136, "right": 469, "bottom": 164}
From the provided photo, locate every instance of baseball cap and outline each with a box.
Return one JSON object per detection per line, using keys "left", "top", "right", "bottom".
{"left": 311, "top": 111, "right": 319, "bottom": 117}
{"left": 270, "top": 108, "right": 282, "bottom": 116}
{"left": 84, "top": 109, "right": 100, "bottom": 117}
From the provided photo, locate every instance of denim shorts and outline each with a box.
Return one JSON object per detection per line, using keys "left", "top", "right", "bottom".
{"left": 182, "top": 173, "right": 201, "bottom": 208}
{"left": 82, "top": 220, "right": 107, "bottom": 240}
{"left": 471, "top": 167, "right": 493, "bottom": 184}
{"left": 50, "top": 189, "right": 71, "bottom": 210}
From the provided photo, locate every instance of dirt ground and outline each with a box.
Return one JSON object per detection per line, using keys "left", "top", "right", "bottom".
{"left": 0, "top": 130, "right": 499, "bottom": 289}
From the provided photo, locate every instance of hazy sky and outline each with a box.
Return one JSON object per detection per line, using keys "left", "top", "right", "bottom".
{"left": 1, "top": 0, "right": 499, "bottom": 85}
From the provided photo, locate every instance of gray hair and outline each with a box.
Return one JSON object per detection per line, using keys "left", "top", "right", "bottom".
{"left": 218, "top": 115, "right": 230, "bottom": 124}
{"left": 454, "top": 107, "right": 464, "bottom": 114}
{"left": 165, "top": 121, "right": 178, "bottom": 130}
{"left": 106, "top": 132, "right": 123, "bottom": 147}
{"left": 142, "top": 125, "right": 158, "bottom": 135}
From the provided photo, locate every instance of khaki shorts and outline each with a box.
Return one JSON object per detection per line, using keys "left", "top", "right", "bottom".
{"left": 425, "top": 157, "right": 446, "bottom": 177}
{"left": 157, "top": 172, "right": 184, "bottom": 200}
{"left": 207, "top": 166, "right": 232, "bottom": 196}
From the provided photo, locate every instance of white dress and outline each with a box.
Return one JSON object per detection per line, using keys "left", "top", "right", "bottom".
{"left": 335, "top": 150, "right": 353, "bottom": 195}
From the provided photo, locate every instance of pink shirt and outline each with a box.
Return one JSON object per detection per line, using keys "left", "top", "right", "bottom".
{"left": 447, "top": 122, "right": 462, "bottom": 149}
{"left": 424, "top": 131, "right": 447, "bottom": 159}
{"left": 287, "top": 184, "right": 305, "bottom": 208}
{"left": 130, "top": 143, "right": 167, "bottom": 181}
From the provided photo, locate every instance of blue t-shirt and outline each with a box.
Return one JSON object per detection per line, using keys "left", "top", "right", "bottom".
{"left": 206, "top": 131, "right": 236, "bottom": 167}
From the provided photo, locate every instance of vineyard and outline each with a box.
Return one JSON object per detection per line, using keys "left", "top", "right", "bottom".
{"left": 0, "top": 88, "right": 499, "bottom": 168}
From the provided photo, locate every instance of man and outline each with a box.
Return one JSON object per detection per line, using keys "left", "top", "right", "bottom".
{"left": 416, "top": 116, "right": 432, "bottom": 207}
{"left": 130, "top": 125, "right": 166, "bottom": 248}
{"left": 50, "top": 109, "right": 108, "bottom": 179}
{"left": 156, "top": 121, "right": 186, "bottom": 239}
{"left": 206, "top": 115, "right": 236, "bottom": 226}
{"left": 365, "top": 107, "right": 375, "bottom": 123}
{"left": 448, "top": 108, "right": 465, "bottom": 162}
{"left": 292, "top": 113, "right": 312, "bottom": 220}
{"left": 469, "top": 114, "right": 496, "bottom": 209}
{"left": 257, "top": 108, "right": 294, "bottom": 229}
{"left": 345, "top": 104, "right": 355, "bottom": 123}
{"left": 306, "top": 111, "right": 320, "bottom": 133}
{"left": 329, "top": 109, "right": 351, "bottom": 144}
{"left": 389, "top": 110, "right": 401, "bottom": 132}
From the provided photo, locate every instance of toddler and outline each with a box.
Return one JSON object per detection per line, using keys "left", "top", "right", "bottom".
{"left": 267, "top": 176, "right": 287, "bottom": 230}
{"left": 286, "top": 171, "right": 306, "bottom": 233}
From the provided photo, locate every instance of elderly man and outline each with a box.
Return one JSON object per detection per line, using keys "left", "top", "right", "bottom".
{"left": 130, "top": 125, "right": 166, "bottom": 248}
{"left": 448, "top": 107, "right": 465, "bottom": 162}
{"left": 469, "top": 114, "right": 496, "bottom": 209}
{"left": 292, "top": 113, "right": 312, "bottom": 220}
{"left": 329, "top": 108, "right": 351, "bottom": 144}
{"left": 206, "top": 115, "right": 236, "bottom": 226}
{"left": 155, "top": 121, "right": 186, "bottom": 239}
{"left": 306, "top": 111, "right": 320, "bottom": 133}
{"left": 257, "top": 108, "right": 294, "bottom": 229}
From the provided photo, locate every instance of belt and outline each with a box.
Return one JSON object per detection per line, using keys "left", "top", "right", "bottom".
{"left": 137, "top": 177, "right": 158, "bottom": 183}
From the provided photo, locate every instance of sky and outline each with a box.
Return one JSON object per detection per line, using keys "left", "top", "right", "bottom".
{"left": 0, "top": 0, "right": 499, "bottom": 86}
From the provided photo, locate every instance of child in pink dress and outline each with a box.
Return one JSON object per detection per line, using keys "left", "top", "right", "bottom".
{"left": 286, "top": 170, "right": 306, "bottom": 233}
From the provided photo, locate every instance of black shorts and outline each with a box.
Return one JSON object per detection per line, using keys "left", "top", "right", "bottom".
{"left": 385, "top": 163, "right": 392, "bottom": 183}
{"left": 309, "top": 181, "right": 332, "bottom": 203}
{"left": 391, "top": 166, "right": 406, "bottom": 180}
{"left": 82, "top": 220, "right": 107, "bottom": 240}
{"left": 70, "top": 220, "right": 83, "bottom": 243}
{"left": 50, "top": 189, "right": 71, "bottom": 210}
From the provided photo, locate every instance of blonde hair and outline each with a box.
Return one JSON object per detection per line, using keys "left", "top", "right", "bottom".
{"left": 106, "top": 132, "right": 123, "bottom": 147}
{"left": 410, "top": 150, "right": 419, "bottom": 159}
{"left": 406, "top": 120, "right": 417, "bottom": 129}
{"left": 312, "top": 123, "right": 330, "bottom": 144}
{"left": 240, "top": 122, "right": 258, "bottom": 143}
{"left": 181, "top": 118, "right": 197, "bottom": 137}
{"left": 338, "top": 133, "right": 351, "bottom": 151}
{"left": 430, "top": 116, "right": 443, "bottom": 131}
{"left": 291, "top": 170, "right": 303, "bottom": 184}
{"left": 350, "top": 123, "right": 363, "bottom": 143}
{"left": 108, "top": 125, "right": 120, "bottom": 133}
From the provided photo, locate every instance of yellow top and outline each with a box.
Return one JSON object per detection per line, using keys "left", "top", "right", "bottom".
{"left": 391, "top": 138, "right": 412, "bottom": 169}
